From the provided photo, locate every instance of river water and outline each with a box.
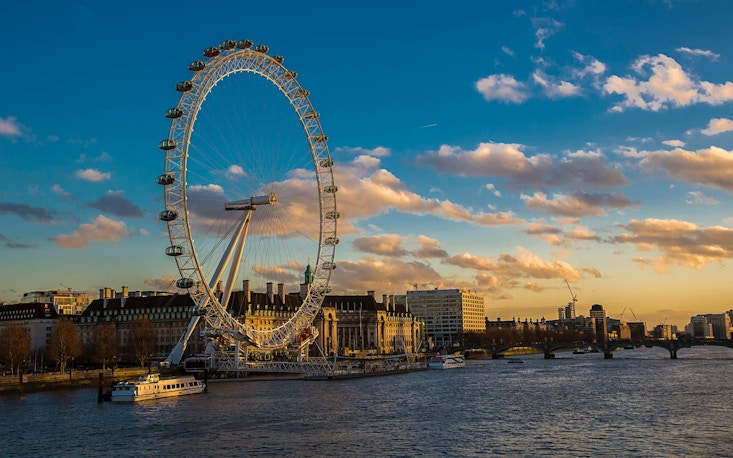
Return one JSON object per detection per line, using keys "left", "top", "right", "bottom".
{"left": 1, "top": 346, "right": 732, "bottom": 457}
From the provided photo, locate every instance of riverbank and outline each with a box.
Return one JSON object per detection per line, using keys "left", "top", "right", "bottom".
{"left": 0, "top": 367, "right": 153, "bottom": 395}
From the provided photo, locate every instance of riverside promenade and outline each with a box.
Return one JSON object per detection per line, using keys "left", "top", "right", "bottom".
{"left": 0, "top": 367, "right": 153, "bottom": 394}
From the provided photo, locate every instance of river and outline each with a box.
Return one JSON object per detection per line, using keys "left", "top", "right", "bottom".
{"left": 1, "top": 346, "right": 732, "bottom": 457}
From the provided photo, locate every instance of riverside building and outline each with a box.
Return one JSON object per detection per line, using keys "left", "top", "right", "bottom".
{"left": 400, "top": 288, "right": 486, "bottom": 349}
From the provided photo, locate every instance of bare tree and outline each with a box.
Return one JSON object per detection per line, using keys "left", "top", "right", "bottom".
{"left": 0, "top": 323, "right": 32, "bottom": 375}
{"left": 47, "top": 318, "right": 82, "bottom": 373}
{"left": 127, "top": 318, "right": 157, "bottom": 367}
{"left": 90, "top": 322, "right": 117, "bottom": 370}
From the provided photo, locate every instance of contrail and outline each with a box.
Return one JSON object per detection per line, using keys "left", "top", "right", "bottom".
{"left": 414, "top": 123, "right": 438, "bottom": 129}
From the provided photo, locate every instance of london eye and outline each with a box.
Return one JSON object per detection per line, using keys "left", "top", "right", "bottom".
{"left": 158, "top": 39, "right": 338, "bottom": 365}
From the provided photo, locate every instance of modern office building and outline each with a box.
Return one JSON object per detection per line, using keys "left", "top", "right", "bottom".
{"left": 402, "top": 288, "right": 486, "bottom": 349}
{"left": 589, "top": 304, "right": 608, "bottom": 342}
{"left": 20, "top": 289, "right": 90, "bottom": 315}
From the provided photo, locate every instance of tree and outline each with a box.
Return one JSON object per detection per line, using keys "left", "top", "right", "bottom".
{"left": 90, "top": 322, "right": 117, "bottom": 370}
{"left": 0, "top": 323, "right": 32, "bottom": 375}
{"left": 127, "top": 318, "right": 157, "bottom": 367}
{"left": 47, "top": 318, "right": 82, "bottom": 373}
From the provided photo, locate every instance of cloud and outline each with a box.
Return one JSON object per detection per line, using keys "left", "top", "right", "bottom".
{"left": 475, "top": 74, "right": 529, "bottom": 103}
{"left": 414, "top": 235, "right": 449, "bottom": 259}
{"left": 334, "top": 146, "right": 391, "bottom": 157}
{"left": 0, "top": 233, "right": 36, "bottom": 249}
{"left": 144, "top": 275, "right": 180, "bottom": 293}
{"left": 676, "top": 47, "right": 720, "bottom": 61}
{"left": 0, "top": 116, "right": 24, "bottom": 137}
{"left": 335, "top": 155, "right": 525, "bottom": 229}
{"left": 532, "top": 70, "right": 580, "bottom": 98}
{"left": 501, "top": 46, "right": 515, "bottom": 57}
{"left": 571, "top": 51, "right": 607, "bottom": 82}
{"left": 604, "top": 54, "right": 733, "bottom": 112}
{"left": 531, "top": 17, "right": 563, "bottom": 49}
{"left": 87, "top": 190, "right": 144, "bottom": 218}
{"left": 0, "top": 201, "right": 60, "bottom": 223}
{"left": 662, "top": 139, "right": 685, "bottom": 148}
{"left": 330, "top": 257, "right": 443, "bottom": 295}
{"left": 446, "top": 247, "right": 585, "bottom": 290}
{"left": 521, "top": 191, "right": 638, "bottom": 217}
{"left": 611, "top": 218, "right": 733, "bottom": 272}
{"left": 685, "top": 191, "right": 718, "bottom": 205}
{"left": 485, "top": 183, "right": 501, "bottom": 197}
{"left": 51, "top": 184, "right": 76, "bottom": 201}
{"left": 414, "top": 143, "right": 628, "bottom": 190}
{"left": 526, "top": 221, "right": 599, "bottom": 246}
{"left": 352, "top": 234, "right": 409, "bottom": 257}
{"left": 76, "top": 168, "right": 111, "bottom": 182}
{"left": 640, "top": 146, "right": 733, "bottom": 193}
{"left": 700, "top": 118, "right": 733, "bottom": 136}
{"left": 51, "top": 215, "right": 129, "bottom": 248}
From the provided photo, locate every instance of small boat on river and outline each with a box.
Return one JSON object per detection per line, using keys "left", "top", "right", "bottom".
{"left": 428, "top": 354, "right": 465, "bottom": 370}
{"left": 110, "top": 373, "right": 205, "bottom": 402}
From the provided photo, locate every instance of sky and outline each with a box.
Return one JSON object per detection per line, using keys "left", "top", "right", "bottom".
{"left": 2, "top": 0, "right": 733, "bottom": 329}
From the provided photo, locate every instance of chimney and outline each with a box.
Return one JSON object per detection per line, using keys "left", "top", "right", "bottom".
{"left": 278, "top": 283, "right": 285, "bottom": 304}
{"left": 121, "top": 286, "right": 129, "bottom": 308}
{"left": 267, "top": 282, "right": 274, "bottom": 304}
{"left": 367, "top": 290, "right": 375, "bottom": 298}
{"left": 242, "top": 279, "right": 251, "bottom": 304}
{"left": 99, "top": 289, "right": 105, "bottom": 300}
{"left": 382, "top": 294, "right": 388, "bottom": 309}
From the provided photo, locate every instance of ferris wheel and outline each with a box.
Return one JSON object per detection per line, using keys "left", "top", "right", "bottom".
{"left": 158, "top": 39, "right": 338, "bottom": 365}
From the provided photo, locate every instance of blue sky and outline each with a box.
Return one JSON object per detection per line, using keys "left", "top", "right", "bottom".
{"left": 2, "top": 0, "right": 733, "bottom": 328}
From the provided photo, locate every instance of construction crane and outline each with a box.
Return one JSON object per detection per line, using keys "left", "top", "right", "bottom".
{"left": 564, "top": 279, "right": 578, "bottom": 319}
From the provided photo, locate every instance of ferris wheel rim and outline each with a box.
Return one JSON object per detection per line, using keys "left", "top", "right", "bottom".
{"left": 159, "top": 40, "right": 338, "bottom": 349}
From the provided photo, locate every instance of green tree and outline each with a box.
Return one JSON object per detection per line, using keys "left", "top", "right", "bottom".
{"left": 0, "top": 323, "right": 32, "bottom": 375}
{"left": 127, "top": 318, "right": 157, "bottom": 367}
{"left": 47, "top": 318, "right": 82, "bottom": 372}
{"left": 90, "top": 322, "right": 117, "bottom": 370}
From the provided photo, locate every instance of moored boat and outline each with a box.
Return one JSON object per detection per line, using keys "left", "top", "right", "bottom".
{"left": 428, "top": 353, "right": 465, "bottom": 370}
{"left": 110, "top": 373, "right": 205, "bottom": 402}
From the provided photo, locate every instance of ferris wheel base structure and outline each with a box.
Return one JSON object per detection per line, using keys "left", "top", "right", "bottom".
{"left": 158, "top": 38, "right": 338, "bottom": 368}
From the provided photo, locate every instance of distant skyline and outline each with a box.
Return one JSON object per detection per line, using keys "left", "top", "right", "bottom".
{"left": 3, "top": 1, "right": 733, "bottom": 328}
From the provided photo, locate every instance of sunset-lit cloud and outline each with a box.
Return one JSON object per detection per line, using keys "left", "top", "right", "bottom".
{"left": 414, "top": 143, "right": 628, "bottom": 190}
{"left": 640, "top": 146, "right": 733, "bottom": 193}
{"left": 0, "top": 201, "right": 61, "bottom": 224}
{"left": 521, "top": 191, "right": 638, "bottom": 217}
{"left": 700, "top": 118, "right": 733, "bottom": 136}
{"left": 87, "top": 190, "right": 144, "bottom": 218}
{"left": 0, "top": 116, "right": 24, "bottom": 137}
{"left": 76, "top": 168, "right": 111, "bottom": 182}
{"left": 51, "top": 215, "right": 129, "bottom": 248}
{"left": 475, "top": 74, "right": 529, "bottom": 103}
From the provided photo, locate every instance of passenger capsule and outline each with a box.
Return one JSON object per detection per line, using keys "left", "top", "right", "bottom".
{"left": 303, "top": 111, "right": 319, "bottom": 119}
{"left": 294, "top": 89, "right": 310, "bottom": 98}
{"left": 237, "top": 39, "right": 253, "bottom": 49}
{"left": 220, "top": 39, "right": 236, "bottom": 50}
{"left": 158, "top": 139, "right": 177, "bottom": 151}
{"left": 165, "top": 107, "right": 184, "bottom": 119}
{"left": 156, "top": 173, "right": 175, "bottom": 186}
{"left": 324, "top": 236, "right": 340, "bottom": 246}
{"left": 175, "top": 81, "right": 193, "bottom": 92}
{"left": 188, "top": 60, "right": 206, "bottom": 72}
{"left": 319, "top": 159, "right": 334, "bottom": 168}
{"left": 273, "top": 55, "right": 284, "bottom": 64}
{"left": 204, "top": 328, "right": 223, "bottom": 338}
{"left": 325, "top": 211, "right": 340, "bottom": 220}
{"left": 321, "top": 262, "right": 336, "bottom": 270}
{"left": 323, "top": 184, "right": 338, "bottom": 193}
{"left": 165, "top": 245, "right": 184, "bottom": 256}
{"left": 190, "top": 306, "right": 206, "bottom": 316}
{"left": 254, "top": 44, "right": 269, "bottom": 53}
{"left": 312, "top": 134, "right": 328, "bottom": 143}
{"left": 159, "top": 209, "right": 178, "bottom": 221}
{"left": 176, "top": 278, "right": 194, "bottom": 289}
{"left": 203, "top": 46, "right": 220, "bottom": 58}
{"left": 285, "top": 70, "right": 298, "bottom": 79}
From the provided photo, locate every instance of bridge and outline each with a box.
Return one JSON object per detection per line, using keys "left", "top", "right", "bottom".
{"left": 478, "top": 339, "right": 733, "bottom": 360}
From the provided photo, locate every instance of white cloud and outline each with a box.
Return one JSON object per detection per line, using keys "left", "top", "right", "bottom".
{"left": 662, "top": 139, "right": 685, "bottom": 148}
{"left": 0, "top": 116, "right": 24, "bottom": 137}
{"left": 475, "top": 74, "right": 529, "bottom": 103}
{"left": 700, "top": 118, "right": 733, "bottom": 136}
{"left": 75, "top": 169, "right": 111, "bottom": 182}
{"left": 685, "top": 191, "right": 718, "bottom": 205}
{"left": 50, "top": 184, "right": 75, "bottom": 201}
{"left": 532, "top": 70, "right": 580, "bottom": 98}
{"left": 501, "top": 46, "right": 515, "bottom": 57}
{"left": 604, "top": 54, "right": 733, "bottom": 112}
{"left": 334, "top": 146, "right": 391, "bottom": 157}
{"left": 676, "top": 47, "right": 720, "bottom": 61}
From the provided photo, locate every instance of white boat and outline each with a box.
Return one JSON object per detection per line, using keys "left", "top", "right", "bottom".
{"left": 110, "top": 373, "right": 205, "bottom": 402}
{"left": 428, "top": 354, "right": 465, "bottom": 370}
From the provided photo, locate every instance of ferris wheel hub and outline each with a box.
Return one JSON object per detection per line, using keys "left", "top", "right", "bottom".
{"left": 224, "top": 193, "right": 277, "bottom": 211}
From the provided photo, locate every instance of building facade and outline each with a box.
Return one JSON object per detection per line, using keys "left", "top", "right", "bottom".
{"left": 20, "top": 289, "right": 90, "bottom": 315}
{"left": 402, "top": 288, "right": 486, "bottom": 349}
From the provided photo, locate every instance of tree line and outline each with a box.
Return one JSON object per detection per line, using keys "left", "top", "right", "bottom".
{"left": 0, "top": 317, "right": 159, "bottom": 375}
